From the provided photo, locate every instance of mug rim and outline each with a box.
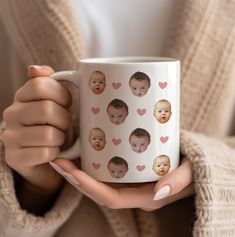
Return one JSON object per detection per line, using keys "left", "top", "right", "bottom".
{"left": 79, "top": 56, "right": 179, "bottom": 64}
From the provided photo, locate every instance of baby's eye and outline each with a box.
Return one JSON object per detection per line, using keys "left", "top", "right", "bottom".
{"left": 133, "top": 87, "right": 137, "bottom": 90}
{"left": 111, "top": 170, "right": 115, "bottom": 174}
{"left": 133, "top": 144, "right": 137, "bottom": 147}
{"left": 92, "top": 137, "right": 96, "bottom": 140}
{"left": 119, "top": 115, "right": 123, "bottom": 118}
{"left": 141, "top": 86, "right": 145, "bottom": 89}
{"left": 92, "top": 80, "right": 96, "bottom": 84}
{"left": 99, "top": 138, "right": 103, "bottom": 141}
{"left": 111, "top": 115, "right": 115, "bottom": 118}
{"left": 158, "top": 110, "right": 162, "bottom": 113}
{"left": 119, "top": 170, "right": 123, "bottom": 174}
{"left": 157, "top": 165, "right": 161, "bottom": 167}
{"left": 141, "top": 143, "right": 145, "bottom": 146}
{"left": 99, "top": 81, "right": 104, "bottom": 84}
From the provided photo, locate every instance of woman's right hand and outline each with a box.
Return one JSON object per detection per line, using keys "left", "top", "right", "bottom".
{"left": 2, "top": 65, "right": 72, "bottom": 196}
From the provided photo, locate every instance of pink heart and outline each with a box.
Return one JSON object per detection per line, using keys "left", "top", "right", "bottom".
{"left": 137, "top": 108, "right": 146, "bottom": 116}
{"left": 112, "top": 138, "right": 122, "bottom": 145}
{"left": 112, "top": 82, "right": 122, "bottom": 89}
{"left": 91, "top": 107, "right": 100, "bottom": 114}
{"left": 160, "top": 136, "right": 169, "bottom": 143}
{"left": 158, "top": 82, "right": 168, "bottom": 89}
{"left": 92, "top": 162, "right": 101, "bottom": 169}
{"left": 136, "top": 165, "right": 146, "bottom": 172}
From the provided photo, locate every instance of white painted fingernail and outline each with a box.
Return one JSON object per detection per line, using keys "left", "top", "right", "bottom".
{"left": 29, "top": 65, "right": 43, "bottom": 70}
{"left": 63, "top": 172, "right": 80, "bottom": 187}
{"left": 49, "top": 162, "right": 66, "bottom": 176}
{"left": 153, "top": 185, "right": 171, "bottom": 201}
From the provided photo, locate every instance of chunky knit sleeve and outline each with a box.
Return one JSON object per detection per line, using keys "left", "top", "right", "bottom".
{"left": 0, "top": 121, "right": 82, "bottom": 237}
{"left": 180, "top": 130, "right": 235, "bottom": 237}
{"left": 0, "top": 0, "right": 86, "bottom": 71}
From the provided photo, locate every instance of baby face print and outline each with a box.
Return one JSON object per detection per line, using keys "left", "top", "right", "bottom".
{"left": 153, "top": 155, "right": 171, "bottom": 176}
{"left": 89, "top": 128, "right": 106, "bottom": 151}
{"left": 154, "top": 100, "right": 172, "bottom": 124}
{"left": 129, "top": 128, "right": 151, "bottom": 153}
{"left": 107, "top": 157, "right": 128, "bottom": 179}
{"left": 107, "top": 99, "right": 129, "bottom": 125}
{"left": 129, "top": 71, "right": 151, "bottom": 97}
{"left": 89, "top": 71, "right": 106, "bottom": 94}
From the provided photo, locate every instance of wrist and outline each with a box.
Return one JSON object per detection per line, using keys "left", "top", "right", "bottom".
{"left": 14, "top": 171, "right": 64, "bottom": 215}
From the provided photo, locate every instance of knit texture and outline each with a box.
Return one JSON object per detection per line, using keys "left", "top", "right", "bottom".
{"left": 0, "top": 0, "right": 235, "bottom": 236}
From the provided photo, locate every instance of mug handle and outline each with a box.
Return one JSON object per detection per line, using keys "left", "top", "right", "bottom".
{"left": 51, "top": 70, "right": 81, "bottom": 160}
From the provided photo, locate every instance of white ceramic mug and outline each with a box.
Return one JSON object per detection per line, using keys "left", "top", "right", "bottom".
{"left": 52, "top": 57, "right": 180, "bottom": 183}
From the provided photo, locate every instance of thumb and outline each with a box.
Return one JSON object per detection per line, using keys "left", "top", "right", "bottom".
{"left": 153, "top": 159, "right": 193, "bottom": 201}
{"left": 28, "top": 65, "right": 55, "bottom": 79}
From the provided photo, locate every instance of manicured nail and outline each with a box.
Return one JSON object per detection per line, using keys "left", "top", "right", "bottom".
{"left": 153, "top": 185, "right": 171, "bottom": 201}
{"left": 63, "top": 172, "right": 80, "bottom": 187}
{"left": 29, "top": 65, "right": 43, "bottom": 70}
{"left": 49, "top": 162, "right": 66, "bottom": 176}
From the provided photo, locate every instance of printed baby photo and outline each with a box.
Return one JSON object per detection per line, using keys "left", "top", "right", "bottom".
{"left": 88, "top": 70, "right": 106, "bottom": 94}
{"left": 152, "top": 155, "right": 171, "bottom": 176}
{"left": 107, "top": 156, "right": 129, "bottom": 179}
{"left": 129, "top": 128, "right": 151, "bottom": 153}
{"left": 129, "top": 71, "right": 151, "bottom": 97}
{"left": 107, "top": 99, "right": 129, "bottom": 125}
{"left": 153, "top": 99, "right": 172, "bottom": 124}
{"left": 88, "top": 128, "right": 106, "bottom": 151}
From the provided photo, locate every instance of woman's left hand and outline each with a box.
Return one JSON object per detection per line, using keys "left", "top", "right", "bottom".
{"left": 50, "top": 158, "right": 194, "bottom": 211}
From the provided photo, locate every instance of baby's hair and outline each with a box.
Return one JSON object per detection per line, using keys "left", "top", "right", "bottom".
{"left": 129, "top": 128, "right": 151, "bottom": 142}
{"left": 108, "top": 156, "right": 128, "bottom": 169}
{"left": 153, "top": 155, "right": 170, "bottom": 167}
{"left": 89, "top": 127, "right": 105, "bottom": 135}
{"left": 107, "top": 99, "right": 128, "bottom": 112}
{"left": 89, "top": 70, "right": 106, "bottom": 79}
{"left": 155, "top": 99, "right": 171, "bottom": 107}
{"left": 129, "top": 71, "right": 151, "bottom": 85}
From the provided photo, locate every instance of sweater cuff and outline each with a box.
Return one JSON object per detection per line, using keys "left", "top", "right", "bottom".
{"left": 0, "top": 122, "right": 82, "bottom": 237}
{"left": 180, "top": 130, "right": 235, "bottom": 236}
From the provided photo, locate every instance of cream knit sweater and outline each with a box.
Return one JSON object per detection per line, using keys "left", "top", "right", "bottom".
{"left": 0, "top": 0, "right": 235, "bottom": 237}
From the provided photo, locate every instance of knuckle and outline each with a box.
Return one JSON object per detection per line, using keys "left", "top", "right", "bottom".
{"left": 1, "top": 130, "right": 13, "bottom": 146}
{"left": 41, "top": 100, "right": 55, "bottom": 118}
{"left": 43, "top": 126, "right": 64, "bottom": 145}
{"left": 40, "top": 147, "right": 59, "bottom": 162}
{"left": 31, "top": 77, "right": 50, "bottom": 96}
{"left": 105, "top": 200, "right": 120, "bottom": 209}
{"left": 2, "top": 106, "right": 15, "bottom": 122}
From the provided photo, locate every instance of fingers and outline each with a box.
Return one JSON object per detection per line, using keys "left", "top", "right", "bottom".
{"left": 14, "top": 66, "right": 72, "bottom": 108}
{"left": 153, "top": 160, "right": 193, "bottom": 200}
{"left": 5, "top": 147, "right": 60, "bottom": 169}
{"left": 50, "top": 159, "right": 194, "bottom": 210}
{"left": 28, "top": 65, "right": 55, "bottom": 79}
{"left": 52, "top": 159, "right": 155, "bottom": 209}
{"left": 3, "top": 126, "right": 65, "bottom": 147}
{"left": 3, "top": 100, "right": 71, "bottom": 131}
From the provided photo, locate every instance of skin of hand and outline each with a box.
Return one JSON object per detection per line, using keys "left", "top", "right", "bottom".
{"left": 51, "top": 158, "right": 194, "bottom": 211}
{"left": 2, "top": 65, "right": 72, "bottom": 207}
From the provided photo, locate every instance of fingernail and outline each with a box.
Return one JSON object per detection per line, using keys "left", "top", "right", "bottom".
{"left": 49, "top": 162, "right": 66, "bottom": 176}
{"left": 29, "top": 65, "right": 43, "bottom": 70}
{"left": 63, "top": 172, "right": 80, "bottom": 187}
{"left": 153, "top": 185, "right": 171, "bottom": 201}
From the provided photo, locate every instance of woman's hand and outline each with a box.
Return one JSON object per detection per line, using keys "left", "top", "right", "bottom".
{"left": 50, "top": 158, "right": 194, "bottom": 211}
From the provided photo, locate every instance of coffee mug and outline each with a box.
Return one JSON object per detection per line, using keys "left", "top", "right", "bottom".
{"left": 52, "top": 57, "right": 180, "bottom": 183}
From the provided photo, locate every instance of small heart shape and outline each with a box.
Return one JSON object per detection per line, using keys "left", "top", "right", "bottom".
{"left": 136, "top": 165, "right": 146, "bottom": 172}
{"left": 91, "top": 107, "right": 100, "bottom": 114}
{"left": 137, "top": 108, "right": 146, "bottom": 116}
{"left": 112, "top": 138, "right": 122, "bottom": 145}
{"left": 112, "top": 82, "right": 122, "bottom": 89}
{"left": 160, "top": 136, "right": 169, "bottom": 143}
{"left": 158, "top": 82, "right": 168, "bottom": 89}
{"left": 92, "top": 162, "right": 101, "bottom": 169}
